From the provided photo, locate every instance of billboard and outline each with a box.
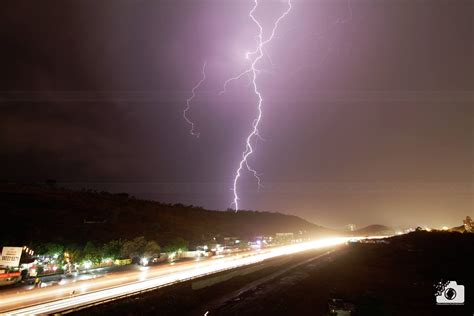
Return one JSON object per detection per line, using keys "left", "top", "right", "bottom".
{"left": 0, "top": 247, "right": 23, "bottom": 267}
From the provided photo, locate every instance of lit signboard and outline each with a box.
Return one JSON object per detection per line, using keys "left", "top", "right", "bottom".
{"left": 0, "top": 247, "right": 23, "bottom": 267}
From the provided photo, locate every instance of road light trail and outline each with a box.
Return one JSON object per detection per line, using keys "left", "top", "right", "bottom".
{"left": 1, "top": 236, "right": 389, "bottom": 315}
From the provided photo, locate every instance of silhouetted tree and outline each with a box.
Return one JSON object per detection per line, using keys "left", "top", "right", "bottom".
{"left": 43, "top": 243, "right": 64, "bottom": 257}
{"left": 102, "top": 240, "right": 123, "bottom": 259}
{"left": 163, "top": 237, "right": 188, "bottom": 253}
{"left": 83, "top": 241, "right": 101, "bottom": 263}
{"left": 121, "top": 236, "right": 160, "bottom": 260}
{"left": 143, "top": 241, "right": 160, "bottom": 258}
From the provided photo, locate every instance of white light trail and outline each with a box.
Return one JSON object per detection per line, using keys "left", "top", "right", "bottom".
{"left": 223, "top": 0, "right": 292, "bottom": 211}
{"left": 2, "top": 236, "right": 386, "bottom": 315}
{"left": 183, "top": 61, "right": 207, "bottom": 138}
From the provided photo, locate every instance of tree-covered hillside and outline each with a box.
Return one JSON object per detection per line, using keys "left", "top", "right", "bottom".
{"left": 1, "top": 184, "right": 333, "bottom": 248}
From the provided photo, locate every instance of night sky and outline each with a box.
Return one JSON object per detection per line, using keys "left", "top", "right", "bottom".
{"left": 1, "top": 0, "right": 472, "bottom": 229}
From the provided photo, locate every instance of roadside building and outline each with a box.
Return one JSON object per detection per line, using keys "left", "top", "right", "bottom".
{"left": 223, "top": 237, "right": 240, "bottom": 249}
{"left": 275, "top": 232, "right": 294, "bottom": 244}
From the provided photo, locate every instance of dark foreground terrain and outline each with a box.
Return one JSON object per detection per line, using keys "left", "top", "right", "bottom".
{"left": 74, "top": 231, "right": 474, "bottom": 316}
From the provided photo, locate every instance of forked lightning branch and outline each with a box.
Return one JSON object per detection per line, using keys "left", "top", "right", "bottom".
{"left": 184, "top": 0, "right": 292, "bottom": 211}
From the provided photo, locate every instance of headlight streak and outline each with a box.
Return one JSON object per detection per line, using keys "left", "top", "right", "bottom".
{"left": 2, "top": 236, "right": 387, "bottom": 315}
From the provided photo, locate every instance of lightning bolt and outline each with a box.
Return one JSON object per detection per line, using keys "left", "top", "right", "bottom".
{"left": 223, "top": 0, "right": 292, "bottom": 211}
{"left": 183, "top": 61, "right": 207, "bottom": 138}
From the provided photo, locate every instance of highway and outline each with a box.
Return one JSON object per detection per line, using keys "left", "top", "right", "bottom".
{"left": 0, "top": 236, "right": 378, "bottom": 315}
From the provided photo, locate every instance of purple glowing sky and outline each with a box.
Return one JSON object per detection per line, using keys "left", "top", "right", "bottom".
{"left": 1, "top": 0, "right": 472, "bottom": 228}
